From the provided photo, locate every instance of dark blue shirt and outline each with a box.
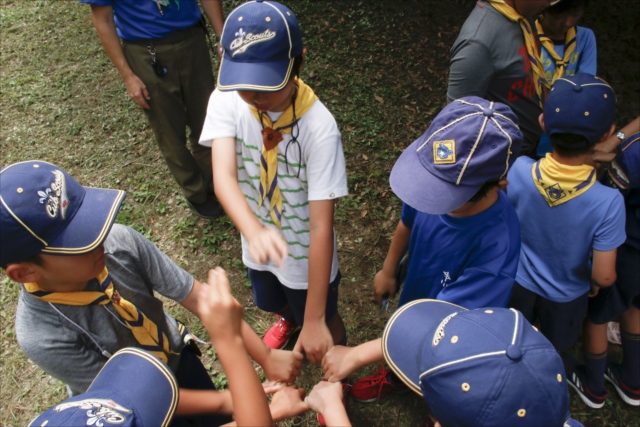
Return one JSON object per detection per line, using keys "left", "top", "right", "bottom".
{"left": 398, "top": 190, "right": 521, "bottom": 309}
{"left": 80, "top": 0, "right": 201, "bottom": 40}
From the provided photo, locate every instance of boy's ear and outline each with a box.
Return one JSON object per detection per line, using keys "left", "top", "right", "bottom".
{"left": 5, "top": 263, "right": 42, "bottom": 283}
{"left": 538, "top": 113, "right": 545, "bottom": 132}
{"left": 598, "top": 124, "right": 616, "bottom": 143}
{"left": 298, "top": 48, "right": 307, "bottom": 73}
{"left": 498, "top": 178, "right": 509, "bottom": 192}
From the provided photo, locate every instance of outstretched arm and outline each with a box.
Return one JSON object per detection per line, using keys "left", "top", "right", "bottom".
{"left": 88, "top": 5, "right": 150, "bottom": 109}
{"left": 305, "top": 381, "right": 352, "bottom": 427}
{"left": 212, "top": 137, "right": 288, "bottom": 267}
{"left": 293, "top": 199, "right": 336, "bottom": 364}
{"left": 322, "top": 339, "right": 383, "bottom": 382}
{"left": 181, "top": 278, "right": 302, "bottom": 384}
{"left": 194, "top": 268, "right": 273, "bottom": 426}
{"left": 374, "top": 219, "right": 410, "bottom": 306}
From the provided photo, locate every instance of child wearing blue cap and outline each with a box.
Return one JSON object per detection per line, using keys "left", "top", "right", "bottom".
{"left": 583, "top": 129, "right": 640, "bottom": 408}
{"left": 0, "top": 160, "right": 303, "bottom": 426}
{"left": 352, "top": 96, "right": 524, "bottom": 402}
{"left": 535, "top": 0, "right": 598, "bottom": 157}
{"left": 29, "top": 268, "right": 309, "bottom": 427}
{"left": 316, "top": 300, "right": 583, "bottom": 427}
{"left": 199, "top": 0, "right": 348, "bottom": 362}
{"left": 506, "top": 73, "right": 627, "bottom": 408}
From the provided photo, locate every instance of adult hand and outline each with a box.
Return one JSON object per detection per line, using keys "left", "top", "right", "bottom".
{"left": 304, "top": 381, "right": 343, "bottom": 415}
{"left": 373, "top": 269, "right": 397, "bottom": 306}
{"left": 322, "top": 345, "right": 357, "bottom": 382}
{"left": 262, "top": 348, "right": 303, "bottom": 383}
{"left": 293, "top": 321, "right": 333, "bottom": 365}
{"left": 247, "top": 227, "right": 288, "bottom": 268}
{"left": 124, "top": 73, "right": 150, "bottom": 109}
{"left": 269, "top": 384, "right": 308, "bottom": 422}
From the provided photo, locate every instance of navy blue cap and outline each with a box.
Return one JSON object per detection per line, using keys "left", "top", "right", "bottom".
{"left": 544, "top": 73, "right": 616, "bottom": 147}
{"left": 0, "top": 160, "right": 125, "bottom": 265}
{"left": 383, "top": 300, "right": 570, "bottom": 426}
{"left": 218, "top": 0, "right": 303, "bottom": 92}
{"left": 389, "top": 97, "right": 523, "bottom": 214}
{"left": 29, "top": 348, "right": 178, "bottom": 427}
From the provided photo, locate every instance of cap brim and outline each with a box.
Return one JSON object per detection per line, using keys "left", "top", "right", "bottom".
{"left": 218, "top": 56, "right": 295, "bottom": 92}
{"left": 383, "top": 299, "right": 467, "bottom": 395}
{"left": 43, "top": 187, "right": 125, "bottom": 256}
{"left": 89, "top": 348, "right": 178, "bottom": 427}
{"left": 390, "top": 138, "right": 479, "bottom": 215}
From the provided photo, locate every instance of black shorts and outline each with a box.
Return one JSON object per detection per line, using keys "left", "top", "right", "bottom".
{"left": 249, "top": 268, "right": 341, "bottom": 325}
{"left": 509, "top": 282, "right": 588, "bottom": 352}
{"left": 588, "top": 243, "right": 640, "bottom": 325}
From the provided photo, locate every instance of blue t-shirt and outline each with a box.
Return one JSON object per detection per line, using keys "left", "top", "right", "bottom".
{"left": 80, "top": 0, "right": 201, "bottom": 41}
{"left": 507, "top": 157, "right": 627, "bottom": 302}
{"left": 541, "top": 26, "right": 597, "bottom": 83}
{"left": 398, "top": 190, "right": 521, "bottom": 309}
{"left": 536, "top": 26, "right": 598, "bottom": 157}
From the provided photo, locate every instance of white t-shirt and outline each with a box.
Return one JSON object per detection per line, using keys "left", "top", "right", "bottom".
{"left": 200, "top": 89, "right": 348, "bottom": 289}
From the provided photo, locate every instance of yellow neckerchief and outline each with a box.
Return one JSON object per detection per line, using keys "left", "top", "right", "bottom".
{"left": 23, "top": 267, "right": 180, "bottom": 363}
{"left": 535, "top": 19, "right": 577, "bottom": 84}
{"left": 248, "top": 77, "right": 318, "bottom": 228}
{"left": 532, "top": 153, "right": 597, "bottom": 207}
{"left": 488, "top": 0, "right": 550, "bottom": 107}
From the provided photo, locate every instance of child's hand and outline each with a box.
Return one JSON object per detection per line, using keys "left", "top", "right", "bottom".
{"left": 262, "top": 348, "right": 303, "bottom": 383}
{"left": 199, "top": 268, "right": 244, "bottom": 343}
{"left": 293, "top": 321, "right": 333, "bottom": 365}
{"left": 248, "top": 227, "right": 288, "bottom": 268}
{"left": 304, "top": 381, "right": 344, "bottom": 415}
{"left": 373, "top": 269, "right": 397, "bottom": 306}
{"left": 322, "top": 345, "right": 357, "bottom": 382}
{"left": 269, "top": 383, "right": 308, "bottom": 422}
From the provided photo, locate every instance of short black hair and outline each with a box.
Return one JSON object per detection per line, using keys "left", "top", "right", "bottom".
{"left": 546, "top": 0, "right": 589, "bottom": 15}
{"left": 468, "top": 180, "right": 500, "bottom": 203}
{"left": 0, "top": 253, "right": 43, "bottom": 271}
{"left": 550, "top": 133, "right": 594, "bottom": 157}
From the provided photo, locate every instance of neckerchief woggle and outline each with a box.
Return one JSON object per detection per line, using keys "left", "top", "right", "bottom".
{"left": 535, "top": 19, "right": 577, "bottom": 84}
{"left": 23, "top": 266, "right": 195, "bottom": 363}
{"left": 248, "top": 77, "right": 318, "bottom": 228}
{"left": 532, "top": 153, "right": 597, "bottom": 207}
{"left": 489, "top": 0, "right": 550, "bottom": 107}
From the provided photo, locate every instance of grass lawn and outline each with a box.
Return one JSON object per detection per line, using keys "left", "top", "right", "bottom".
{"left": 1, "top": 0, "right": 638, "bottom": 426}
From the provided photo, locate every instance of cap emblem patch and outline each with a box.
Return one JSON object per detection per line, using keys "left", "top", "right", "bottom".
{"left": 54, "top": 398, "right": 131, "bottom": 424}
{"left": 433, "top": 140, "right": 456, "bottom": 164}
{"left": 432, "top": 312, "right": 458, "bottom": 346}
{"left": 230, "top": 28, "right": 276, "bottom": 56}
{"left": 38, "top": 170, "right": 69, "bottom": 219}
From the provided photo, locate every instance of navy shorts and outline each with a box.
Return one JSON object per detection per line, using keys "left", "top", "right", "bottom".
{"left": 588, "top": 243, "right": 640, "bottom": 325}
{"left": 249, "top": 268, "right": 341, "bottom": 326}
{"left": 509, "top": 282, "right": 588, "bottom": 352}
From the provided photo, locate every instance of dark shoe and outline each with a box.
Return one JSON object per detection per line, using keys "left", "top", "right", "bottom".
{"left": 605, "top": 361, "right": 640, "bottom": 406}
{"left": 186, "top": 195, "right": 224, "bottom": 219}
{"left": 566, "top": 361, "right": 607, "bottom": 409}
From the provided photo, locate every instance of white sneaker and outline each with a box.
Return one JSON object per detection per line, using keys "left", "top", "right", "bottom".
{"left": 607, "top": 322, "right": 621, "bottom": 345}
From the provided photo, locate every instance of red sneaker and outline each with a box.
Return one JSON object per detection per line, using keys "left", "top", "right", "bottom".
{"left": 351, "top": 364, "right": 407, "bottom": 402}
{"left": 262, "top": 317, "right": 300, "bottom": 349}
{"left": 317, "top": 380, "right": 349, "bottom": 427}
